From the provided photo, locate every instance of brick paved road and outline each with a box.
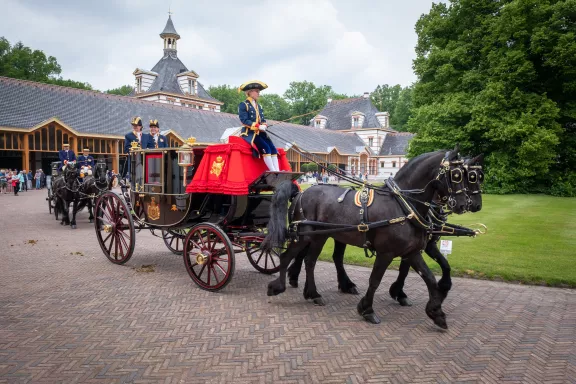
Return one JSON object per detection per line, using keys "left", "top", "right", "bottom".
{"left": 1, "top": 190, "right": 575, "bottom": 383}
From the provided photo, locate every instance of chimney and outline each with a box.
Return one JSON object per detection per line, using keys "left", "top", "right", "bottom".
{"left": 363, "top": 92, "right": 370, "bottom": 99}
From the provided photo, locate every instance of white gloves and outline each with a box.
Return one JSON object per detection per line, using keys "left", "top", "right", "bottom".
{"left": 259, "top": 124, "right": 267, "bottom": 131}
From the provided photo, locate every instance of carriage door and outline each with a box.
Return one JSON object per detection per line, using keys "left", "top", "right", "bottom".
{"left": 143, "top": 153, "right": 164, "bottom": 223}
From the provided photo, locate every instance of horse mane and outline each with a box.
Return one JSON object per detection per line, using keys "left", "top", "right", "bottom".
{"left": 395, "top": 150, "right": 446, "bottom": 180}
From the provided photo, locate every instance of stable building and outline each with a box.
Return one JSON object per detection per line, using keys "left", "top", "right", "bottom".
{"left": 0, "top": 76, "right": 370, "bottom": 174}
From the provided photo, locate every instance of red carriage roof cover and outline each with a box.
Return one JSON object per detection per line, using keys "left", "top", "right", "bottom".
{"left": 186, "top": 136, "right": 292, "bottom": 195}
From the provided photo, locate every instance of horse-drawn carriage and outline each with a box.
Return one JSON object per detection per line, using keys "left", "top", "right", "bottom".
{"left": 93, "top": 136, "right": 301, "bottom": 291}
{"left": 47, "top": 159, "right": 115, "bottom": 227}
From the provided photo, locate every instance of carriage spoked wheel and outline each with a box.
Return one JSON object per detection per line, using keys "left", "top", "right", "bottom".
{"left": 183, "top": 223, "right": 235, "bottom": 291}
{"left": 245, "top": 241, "right": 284, "bottom": 275}
{"left": 162, "top": 228, "right": 188, "bottom": 255}
{"left": 94, "top": 192, "right": 136, "bottom": 265}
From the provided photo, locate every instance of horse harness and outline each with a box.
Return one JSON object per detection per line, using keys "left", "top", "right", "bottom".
{"left": 288, "top": 153, "right": 472, "bottom": 258}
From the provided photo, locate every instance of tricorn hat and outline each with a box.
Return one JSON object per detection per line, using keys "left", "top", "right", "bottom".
{"left": 238, "top": 80, "right": 268, "bottom": 93}
{"left": 149, "top": 119, "right": 159, "bottom": 128}
{"left": 130, "top": 116, "right": 143, "bottom": 126}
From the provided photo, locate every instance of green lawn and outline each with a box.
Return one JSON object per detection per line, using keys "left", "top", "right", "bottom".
{"left": 298, "top": 191, "right": 576, "bottom": 287}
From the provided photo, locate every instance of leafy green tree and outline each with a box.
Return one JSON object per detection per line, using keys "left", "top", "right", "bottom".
{"left": 371, "top": 84, "right": 402, "bottom": 114}
{"left": 302, "top": 162, "right": 318, "bottom": 172}
{"left": 391, "top": 86, "right": 413, "bottom": 131}
{"left": 106, "top": 85, "right": 134, "bottom": 95}
{"left": 259, "top": 93, "right": 291, "bottom": 121}
{"left": 300, "top": 163, "right": 309, "bottom": 173}
{"left": 0, "top": 37, "right": 93, "bottom": 90}
{"left": 283, "top": 81, "right": 348, "bottom": 125}
{"left": 407, "top": 0, "right": 575, "bottom": 195}
{"left": 207, "top": 85, "right": 245, "bottom": 114}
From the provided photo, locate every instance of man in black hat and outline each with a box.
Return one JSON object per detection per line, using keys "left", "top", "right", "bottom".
{"left": 238, "top": 80, "right": 279, "bottom": 172}
{"left": 58, "top": 142, "right": 76, "bottom": 170}
{"left": 147, "top": 119, "right": 168, "bottom": 149}
{"left": 124, "top": 116, "right": 150, "bottom": 153}
{"left": 123, "top": 116, "right": 150, "bottom": 180}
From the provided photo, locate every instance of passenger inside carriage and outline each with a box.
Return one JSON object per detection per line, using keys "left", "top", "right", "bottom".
{"left": 237, "top": 80, "right": 280, "bottom": 172}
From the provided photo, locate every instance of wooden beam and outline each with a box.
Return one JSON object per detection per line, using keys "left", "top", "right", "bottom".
{"left": 23, "top": 133, "right": 30, "bottom": 171}
{"left": 113, "top": 140, "right": 120, "bottom": 174}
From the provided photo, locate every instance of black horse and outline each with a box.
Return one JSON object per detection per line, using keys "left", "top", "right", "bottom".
{"left": 286, "top": 154, "right": 485, "bottom": 307}
{"left": 75, "top": 161, "right": 116, "bottom": 223}
{"left": 264, "top": 148, "right": 468, "bottom": 327}
{"left": 53, "top": 161, "right": 81, "bottom": 228}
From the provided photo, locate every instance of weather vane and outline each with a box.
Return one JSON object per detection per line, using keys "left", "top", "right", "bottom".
{"left": 168, "top": 5, "right": 173, "bottom": 16}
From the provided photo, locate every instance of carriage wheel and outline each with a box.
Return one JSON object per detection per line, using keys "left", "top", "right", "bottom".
{"left": 47, "top": 188, "right": 53, "bottom": 214}
{"left": 183, "top": 223, "right": 235, "bottom": 291}
{"left": 245, "top": 241, "right": 282, "bottom": 275}
{"left": 94, "top": 192, "right": 135, "bottom": 265}
{"left": 162, "top": 228, "right": 188, "bottom": 255}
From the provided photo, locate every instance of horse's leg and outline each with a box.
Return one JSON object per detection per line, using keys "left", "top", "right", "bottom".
{"left": 410, "top": 252, "right": 448, "bottom": 330}
{"left": 333, "top": 241, "right": 358, "bottom": 294}
{"left": 357, "top": 253, "right": 394, "bottom": 324}
{"left": 54, "top": 196, "right": 60, "bottom": 221}
{"left": 287, "top": 244, "right": 309, "bottom": 288}
{"left": 389, "top": 258, "right": 413, "bottom": 306}
{"left": 302, "top": 237, "right": 328, "bottom": 306}
{"left": 268, "top": 241, "right": 309, "bottom": 296}
{"left": 70, "top": 198, "right": 78, "bottom": 229}
{"left": 87, "top": 198, "right": 94, "bottom": 223}
{"left": 62, "top": 201, "right": 70, "bottom": 226}
{"left": 424, "top": 240, "right": 451, "bottom": 302}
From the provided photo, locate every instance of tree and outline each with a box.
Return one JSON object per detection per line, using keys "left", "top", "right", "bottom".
{"left": 370, "top": 84, "right": 402, "bottom": 114}
{"left": 390, "top": 86, "right": 413, "bottom": 131}
{"left": 258, "top": 93, "right": 291, "bottom": 121}
{"left": 207, "top": 85, "right": 245, "bottom": 114}
{"left": 283, "top": 81, "right": 348, "bottom": 125}
{"left": 302, "top": 162, "right": 318, "bottom": 172}
{"left": 106, "top": 85, "right": 134, "bottom": 96}
{"left": 407, "top": 0, "right": 575, "bottom": 196}
{"left": 0, "top": 37, "right": 93, "bottom": 90}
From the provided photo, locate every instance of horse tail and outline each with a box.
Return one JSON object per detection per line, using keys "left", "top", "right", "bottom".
{"left": 262, "top": 180, "right": 297, "bottom": 251}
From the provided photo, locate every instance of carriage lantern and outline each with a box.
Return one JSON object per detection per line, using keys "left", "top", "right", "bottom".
{"left": 178, "top": 137, "right": 196, "bottom": 186}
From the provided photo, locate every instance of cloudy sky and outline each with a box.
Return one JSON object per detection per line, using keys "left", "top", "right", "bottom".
{"left": 1, "top": 0, "right": 442, "bottom": 95}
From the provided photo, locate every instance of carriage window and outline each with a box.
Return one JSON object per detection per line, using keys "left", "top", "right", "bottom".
{"left": 145, "top": 153, "right": 162, "bottom": 184}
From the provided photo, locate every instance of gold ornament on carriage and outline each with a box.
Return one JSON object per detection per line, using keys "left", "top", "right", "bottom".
{"left": 210, "top": 156, "right": 225, "bottom": 177}
{"left": 148, "top": 197, "right": 160, "bottom": 221}
{"left": 130, "top": 140, "right": 141, "bottom": 151}
{"left": 186, "top": 137, "right": 197, "bottom": 146}
{"left": 171, "top": 204, "right": 177, "bottom": 211}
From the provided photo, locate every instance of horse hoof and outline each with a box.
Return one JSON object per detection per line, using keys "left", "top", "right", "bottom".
{"left": 312, "top": 297, "right": 326, "bottom": 306}
{"left": 434, "top": 317, "right": 448, "bottom": 330}
{"left": 71, "top": 225, "right": 77, "bottom": 229}
{"left": 89, "top": 219, "right": 93, "bottom": 223}
{"left": 267, "top": 281, "right": 285, "bottom": 297}
{"left": 339, "top": 285, "right": 359, "bottom": 295}
{"left": 363, "top": 313, "right": 381, "bottom": 324}
{"left": 289, "top": 280, "right": 298, "bottom": 288}
{"left": 398, "top": 297, "right": 413, "bottom": 307}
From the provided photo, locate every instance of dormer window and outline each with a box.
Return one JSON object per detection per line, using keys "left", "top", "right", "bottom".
{"left": 136, "top": 77, "right": 142, "bottom": 93}
{"left": 352, "top": 116, "right": 360, "bottom": 128}
{"left": 188, "top": 79, "right": 196, "bottom": 95}
{"left": 315, "top": 120, "right": 322, "bottom": 128}
{"left": 368, "top": 137, "right": 373, "bottom": 147}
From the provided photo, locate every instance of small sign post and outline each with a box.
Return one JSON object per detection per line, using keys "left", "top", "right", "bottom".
{"left": 440, "top": 240, "right": 453, "bottom": 259}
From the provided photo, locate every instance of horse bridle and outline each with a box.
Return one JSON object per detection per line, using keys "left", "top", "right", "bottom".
{"left": 435, "top": 152, "right": 468, "bottom": 209}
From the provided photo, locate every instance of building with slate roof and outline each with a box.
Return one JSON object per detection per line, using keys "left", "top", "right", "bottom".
{"left": 311, "top": 92, "right": 414, "bottom": 177}
{"left": 132, "top": 16, "right": 223, "bottom": 112}
{"left": 0, "top": 76, "right": 372, "bottom": 174}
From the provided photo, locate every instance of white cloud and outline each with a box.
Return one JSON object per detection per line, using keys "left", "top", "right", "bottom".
{"left": 1, "top": 0, "right": 440, "bottom": 93}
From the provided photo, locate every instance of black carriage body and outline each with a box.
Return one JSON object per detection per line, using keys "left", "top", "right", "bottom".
{"left": 127, "top": 147, "right": 275, "bottom": 229}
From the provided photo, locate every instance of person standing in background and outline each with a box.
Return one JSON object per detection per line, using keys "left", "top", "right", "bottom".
{"left": 12, "top": 171, "right": 19, "bottom": 195}
{"left": 34, "top": 169, "right": 42, "bottom": 190}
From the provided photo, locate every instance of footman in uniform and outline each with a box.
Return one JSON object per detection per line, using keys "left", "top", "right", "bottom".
{"left": 58, "top": 143, "right": 76, "bottom": 170}
{"left": 147, "top": 119, "right": 168, "bottom": 149}
{"left": 123, "top": 117, "right": 150, "bottom": 180}
{"left": 77, "top": 148, "right": 95, "bottom": 178}
{"left": 238, "top": 80, "right": 279, "bottom": 172}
